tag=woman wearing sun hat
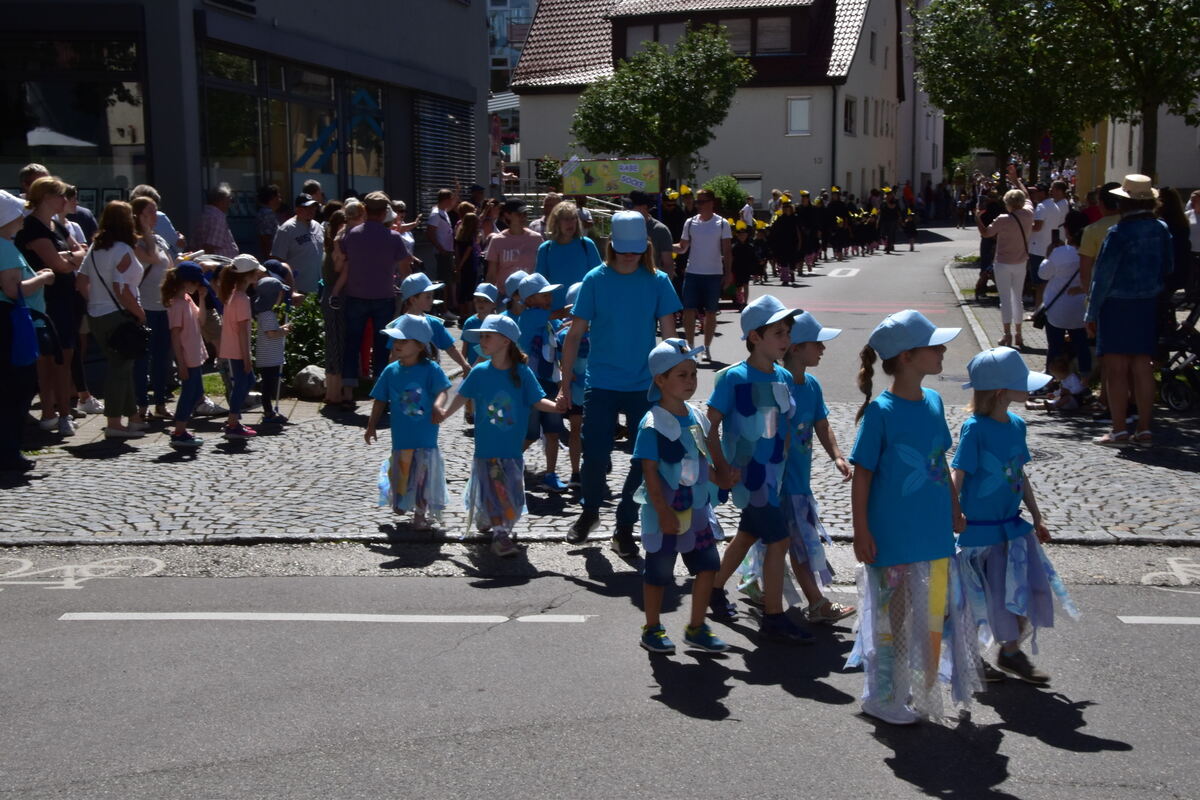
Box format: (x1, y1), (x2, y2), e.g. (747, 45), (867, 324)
(1086, 174), (1174, 447)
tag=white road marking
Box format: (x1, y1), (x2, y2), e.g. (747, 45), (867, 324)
(59, 612), (591, 624)
(0, 557), (165, 591)
(1117, 616), (1200, 626)
(827, 267), (860, 277)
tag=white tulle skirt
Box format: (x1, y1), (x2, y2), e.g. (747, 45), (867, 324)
(377, 448), (448, 519)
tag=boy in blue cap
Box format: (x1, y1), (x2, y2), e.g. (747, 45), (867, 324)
(396, 272), (470, 375)
(705, 294), (813, 643)
(515, 272), (568, 493)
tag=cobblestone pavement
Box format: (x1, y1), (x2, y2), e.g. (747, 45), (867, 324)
(5, 351), (1198, 543)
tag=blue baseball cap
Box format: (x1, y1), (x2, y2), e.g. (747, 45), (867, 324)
(867, 309), (960, 360)
(504, 270), (529, 299)
(400, 272), (444, 302)
(647, 338), (705, 401)
(460, 313), (521, 346)
(739, 294), (800, 339)
(518, 272), (561, 299)
(381, 313), (434, 344)
(610, 210), (649, 254)
(473, 283), (500, 304)
(564, 281), (583, 308)
(174, 260), (210, 287)
(790, 311), (841, 344)
(963, 347), (1051, 392)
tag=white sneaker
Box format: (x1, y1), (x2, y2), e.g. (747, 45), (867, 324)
(38, 416), (60, 431)
(195, 398), (228, 417)
(57, 416), (76, 436)
(861, 699), (920, 726)
(79, 397), (105, 414)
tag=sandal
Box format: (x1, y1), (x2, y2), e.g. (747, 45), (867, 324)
(1131, 431), (1154, 447)
(806, 598), (857, 624)
(997, 334), (1012, 347)
(1092, 431), (1131, 447)
(1013, 334), (1024, 349)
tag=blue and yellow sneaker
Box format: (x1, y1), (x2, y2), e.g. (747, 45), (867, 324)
(684, 623), (729, 653)
(640, 623), (675, 654)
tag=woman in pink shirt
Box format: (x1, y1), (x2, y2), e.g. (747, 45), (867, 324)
(977, 189), (1034, 348)
(485, 199), (544, 296)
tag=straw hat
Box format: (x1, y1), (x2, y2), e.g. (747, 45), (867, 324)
(1111, 174), (1158, 200)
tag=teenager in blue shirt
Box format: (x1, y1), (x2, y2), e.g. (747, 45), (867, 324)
(440, 314), (560, 557)
(847, 310), (978, 726)
(953, 347), (1078, 686)
(557, 211), (681, 556)
(635, 339), (728, 655)
(364, 314), (451, 530)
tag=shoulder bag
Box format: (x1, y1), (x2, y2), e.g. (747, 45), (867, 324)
(90, 248), (149, 359)
(1031, 265), (1080, 330)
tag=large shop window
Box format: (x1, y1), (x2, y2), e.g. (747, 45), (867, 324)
(0, 38), (146, 204)
(414, 94), (476, 214)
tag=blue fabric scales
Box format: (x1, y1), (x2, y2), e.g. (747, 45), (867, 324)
(710, 365), (794, 509)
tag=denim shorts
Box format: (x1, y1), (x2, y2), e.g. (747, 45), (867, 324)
(642, 537), (720, 587)
(738, 503), (790, 544)
(525, 404), (565, 439)
(681, 273), (722, 312)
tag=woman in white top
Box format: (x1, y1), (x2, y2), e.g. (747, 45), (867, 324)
(1036, 210), (1093, 377)
(132, 196), (175, 420)
(79, 201), (146, 438)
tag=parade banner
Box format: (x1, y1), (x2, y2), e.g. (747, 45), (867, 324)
(561, 158), (661, 195)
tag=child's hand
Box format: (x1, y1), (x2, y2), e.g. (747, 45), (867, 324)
(1034, 521), (1051, 543)
(853, 529), (877, 564)
(281, 323), (293, 333)
(243, 361), (254, 374)
(953, 509), (967, 534)
(715, 464), (740, 490)
(657, 508), (680, 535)
(554, 390), (571, 413)
(833, 455), (851, 481)
(430, 406), (446, 424)
(178, 365), (189, 381)
(364, 426), (377, 445)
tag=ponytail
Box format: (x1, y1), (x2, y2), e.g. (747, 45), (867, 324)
(855, 345), (876, 423)
(506, 340), (528, 388)
(160, 268), (186, 308)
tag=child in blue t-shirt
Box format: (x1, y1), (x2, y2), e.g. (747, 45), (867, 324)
(736, 312), (857, 625)
(365, 314), (452, 530)
(459, 282), (499, 426)
(396, 272), (470, 376)
(705, 295), (812, 645)
(440, 314), (560, 557)
(515, 272), (568, 494)
(953, 347), (1078, 686)
(846, 309), (979, 726)
(635, 339), (728, 655)
(555, 282), (589, 489)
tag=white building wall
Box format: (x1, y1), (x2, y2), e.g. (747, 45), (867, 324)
(897, 0), (943, 191)
(835, 0), (901, 197)
(1107, 109), (1200, 188)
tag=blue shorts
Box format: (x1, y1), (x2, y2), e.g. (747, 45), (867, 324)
(642, 537), (720, 587)
(738, 504), (789, 544)
(681, 273), (722, 313)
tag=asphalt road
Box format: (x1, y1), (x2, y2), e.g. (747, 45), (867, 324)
(2, 544), (1199, 800)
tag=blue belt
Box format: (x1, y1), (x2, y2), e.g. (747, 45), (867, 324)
(965, 513), (1022, 527)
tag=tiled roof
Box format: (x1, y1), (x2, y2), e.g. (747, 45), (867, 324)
(511, 0), (616, 89)
(609, 0), (813, 16)
(827, 0), (869, 77)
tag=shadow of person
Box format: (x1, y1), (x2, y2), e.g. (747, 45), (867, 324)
(364, 536), (445, 571)
(648, 652), (742, 721)
(976, 685), (1134, 754)
(549, 546), (650, 613)
(869, 713), (1017, 799)
(736, 614), (857, 706)
(61, 440), (136, 459)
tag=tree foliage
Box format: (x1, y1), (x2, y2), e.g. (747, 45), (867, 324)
(702, 175), (748, 216)
(570, 25), (755, 180)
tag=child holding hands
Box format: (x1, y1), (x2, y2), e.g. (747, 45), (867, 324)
(163, 260), (210, 449)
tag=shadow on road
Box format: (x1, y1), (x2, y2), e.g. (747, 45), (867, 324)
(869, 714), (1017, 799)
(976, 685), (1134, 754)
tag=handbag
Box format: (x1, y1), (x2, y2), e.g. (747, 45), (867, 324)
(9, 282), (39, 367)
(1031, 267), (1080, 330)
(90, 249), (150, 359)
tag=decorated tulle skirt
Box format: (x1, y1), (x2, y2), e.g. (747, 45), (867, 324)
(735, 492), (834, 607)
(638, 501), (724, 555)
(463, 457), (526, 534)
(957, 531), (1080, 652)
(846, 557), (981, 720)
(377, 448), (448, 519)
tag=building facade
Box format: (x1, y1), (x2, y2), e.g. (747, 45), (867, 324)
(1, 0), (488, 252)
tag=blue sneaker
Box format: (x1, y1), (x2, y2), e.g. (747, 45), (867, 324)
(640, 624), (675, 654)
(684, 623), (729, 653)
(760, 612), (815, 645)
(541, 472), (568, 494)
(708, 587), (738, 621)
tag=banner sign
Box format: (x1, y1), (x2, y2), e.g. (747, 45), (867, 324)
(561, 158), (661, 195)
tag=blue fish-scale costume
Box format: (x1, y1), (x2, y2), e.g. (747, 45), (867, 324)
(634, 405), (724, 554)
(555, 325), (589, 407)
(722, 380), (793, 508)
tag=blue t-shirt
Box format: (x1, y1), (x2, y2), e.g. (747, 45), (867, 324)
(369, 359), (451, 450)
(556, 323), (590, 407)
(781, 373), (829, 497)
(953, 413), (1034, 547)
(708, 361), (794, 508)
(849, 388), (955, 567)
(460, 314), (484, 364)
(535, 236), (603, 309)
(0, 238), (46, 327)
(425, 314), (456, 352)
(516, 308), (561, 384)
(458, 360), (545, 459)
(571, 264), (682, 392)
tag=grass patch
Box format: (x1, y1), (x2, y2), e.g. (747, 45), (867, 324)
(953, 254), (981, 264)
(202, 373), (224, 397)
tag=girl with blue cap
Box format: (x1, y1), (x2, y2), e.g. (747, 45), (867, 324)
(847, 309), (980, 725)
(365, 314), (451, 531)
(440, 314), (561, 556)
(634, 338), (728, 654)
(514, 272), (568, 494)
(554, 281), (588, 489)
(953, 347), (1079, 685)
(396, 272), (469, 376)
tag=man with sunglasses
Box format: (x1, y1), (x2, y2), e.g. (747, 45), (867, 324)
(672, 188), (732, 356)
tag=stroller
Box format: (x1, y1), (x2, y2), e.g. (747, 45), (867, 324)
(1158, 281), (1200, 411)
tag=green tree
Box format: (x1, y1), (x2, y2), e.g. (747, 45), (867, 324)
(570, 24), (754, 183)
(702, 175), (748, 217)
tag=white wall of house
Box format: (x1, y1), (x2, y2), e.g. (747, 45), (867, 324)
(835, 0), (901, 196)
(897, 0), (943, 191)
(1107, 109), (1200, 188)
(518, 93), (579, 167)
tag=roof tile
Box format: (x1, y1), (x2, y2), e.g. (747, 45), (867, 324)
(609, 0), (813, 16)
(511, 0), (616, 89)
(827, 0), (869, 77)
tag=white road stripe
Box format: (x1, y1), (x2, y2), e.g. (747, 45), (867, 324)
(59, 612), (590, 624)
(1117, 616), (1200, 626)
